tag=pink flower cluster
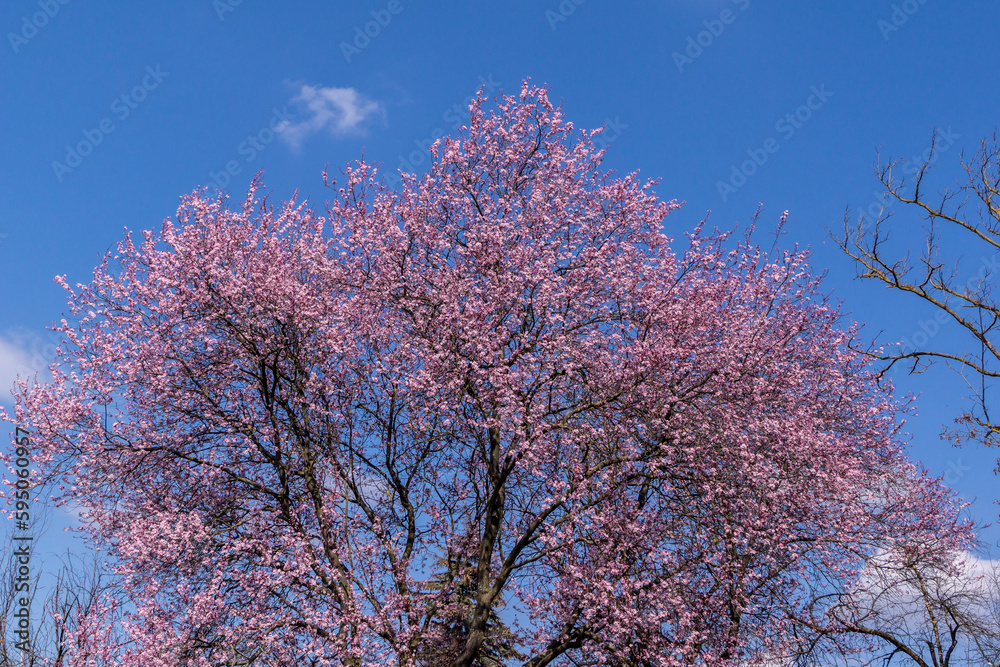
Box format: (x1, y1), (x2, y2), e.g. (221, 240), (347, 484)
(5, 81), (972, 666)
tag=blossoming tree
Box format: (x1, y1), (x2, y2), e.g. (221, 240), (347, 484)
(6, 83), (973, 666)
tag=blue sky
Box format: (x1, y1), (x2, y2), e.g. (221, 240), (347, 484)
(2, 0), (999, 580)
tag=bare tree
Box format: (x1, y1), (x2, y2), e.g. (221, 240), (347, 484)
(0, 542), (108, 667)
(789, 544), (1000, 667)
(837, 130), (1000, 449)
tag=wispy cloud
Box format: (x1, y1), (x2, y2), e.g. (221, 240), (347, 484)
(57, 498), (94, 524)
(277, 84), (382, 149)
(0, 334), (36, 405)
(0, 330), (57, 406)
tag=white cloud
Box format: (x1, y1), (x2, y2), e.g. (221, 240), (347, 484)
(277, 84), (382, 149)
(0, 335), (37, 404)
(0, 330), (57, 406)
(839, 547), (1000, 653)
(57, 498), (93, 524)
